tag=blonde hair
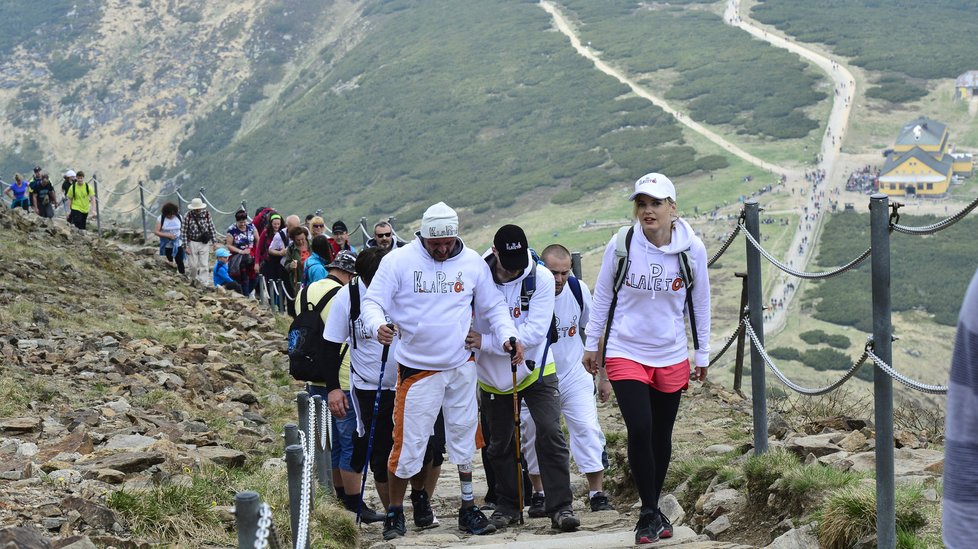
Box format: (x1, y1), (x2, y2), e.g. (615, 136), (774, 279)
(632, 196), (678, 224)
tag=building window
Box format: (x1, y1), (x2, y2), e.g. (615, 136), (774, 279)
(917, 183), (924, 190)
(927, 183), (933, 190)
(890, 183), (897, 190)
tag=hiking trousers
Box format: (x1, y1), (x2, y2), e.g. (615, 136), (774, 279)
(482, 372), (572, 518)
(187, 241), (211, 286)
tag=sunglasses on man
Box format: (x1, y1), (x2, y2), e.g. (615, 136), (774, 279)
(375, 232), (392, 238)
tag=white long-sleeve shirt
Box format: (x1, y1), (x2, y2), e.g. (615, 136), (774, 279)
(585, 218), (711, 367)
(323, 279), (398, 391)
(474, 251), (556, 391)
(552, 277), (592, 383)
(362, 237), (518, 371)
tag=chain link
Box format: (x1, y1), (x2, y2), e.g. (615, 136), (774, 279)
(865, 349), (948, 394)
(199, 191), (237, 215)
(741, 224), (871, 280)
(279, 280), (295, 302)
(743, 321), (871, 395)
(294, 397), (317, 549)
(707, 211), (745, 267)
(320, 398), (330, 452)
(707, 319), (744, 368)
(255, 502), (273, 549)
(890, 194), (978, 235)
(99, 184), (140, 196)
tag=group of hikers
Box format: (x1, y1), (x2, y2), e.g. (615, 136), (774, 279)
(281, 172), (712, 545)
(2, 166), (96, 230)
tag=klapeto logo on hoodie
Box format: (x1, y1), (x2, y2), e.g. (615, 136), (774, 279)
(624, 261), (685, 292)
(414, 271), (465, 293)
(427, 224), (457, 237)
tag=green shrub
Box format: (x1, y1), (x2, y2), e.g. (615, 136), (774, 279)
(866, 83), (928, 104)
(818, 483), (927, 549)
(769, 347), (802, 362)
(550, 189), (583, 205)
(799, 329), (851, 349)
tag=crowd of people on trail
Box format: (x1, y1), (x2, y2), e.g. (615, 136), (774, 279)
(845, 165), (880, 194)
(2, 166), (95, 229)
(281, 172), (712, 545)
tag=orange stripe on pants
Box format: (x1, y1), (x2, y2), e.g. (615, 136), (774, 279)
(388, 366), (439, 477)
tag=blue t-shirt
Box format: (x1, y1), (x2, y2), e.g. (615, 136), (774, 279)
(10, 180), (28, 200)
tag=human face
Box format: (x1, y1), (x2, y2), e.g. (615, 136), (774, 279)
(270, 218), (282, 231)
(293, 234), (307, 249)
(236, 218), (248, 230)
(634, 195), (676, 237)
(333, 229), (347, 245)
(544, 255), (572, 295)
(423, 237), (457, 262)
(374, 227), (392, 247)
(311, 223), (326, 236)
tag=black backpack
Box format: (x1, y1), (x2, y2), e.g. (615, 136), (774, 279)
(287, 285), (341, 381)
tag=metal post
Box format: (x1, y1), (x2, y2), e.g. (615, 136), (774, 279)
(139, 181), (147, 243)
(93, 174), (102, 239)
(284, 444), (304, 548)
(744, 200), (768, 454)
(571, 252), (583, 280)
(733, 272), (749, 397)
(312, 395), (333, 492)
(255, 275), (265, 306)
(359, 217), (370, 248)
(297, 391), (311, 441)
(284, 423), (299, 450)
(870, 193), (895, 549)
(278, 280), (288, 314)
(234, 491), (260, 549)
(198, 187), (205, 199)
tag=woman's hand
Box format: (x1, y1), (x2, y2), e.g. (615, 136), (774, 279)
(596, 377), (612, 403)
(583, 350), (601, 375)
(692, 366), (708, 383)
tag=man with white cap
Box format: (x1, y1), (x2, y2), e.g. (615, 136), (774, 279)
(363, 201), (524, 540)
(183, 197), (220, 286)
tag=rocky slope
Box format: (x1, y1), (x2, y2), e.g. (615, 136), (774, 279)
(0, 205), (948, 548)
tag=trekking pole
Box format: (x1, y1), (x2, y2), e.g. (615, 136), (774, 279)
(357, 323), (394, 525)
(509, 336), (532, 525)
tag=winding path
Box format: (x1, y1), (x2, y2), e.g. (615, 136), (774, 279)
(539, 0), (858, 336)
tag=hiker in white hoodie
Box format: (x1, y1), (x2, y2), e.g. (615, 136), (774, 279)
(362, 202), (524, 540)
(468, 224), (580, 533)
(583, 173), (711, 546)
(520, 244), (615, 518)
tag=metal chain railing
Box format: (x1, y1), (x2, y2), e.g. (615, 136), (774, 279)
(707, 320), (744, 368)
(111, 201), (144, 214)
(865, 347), (948, 394)
(199, 190), (245, 216)
(743, 320), (871, 396)
(741, 224), (871, 280)
(319, 400), (330, 452)
(889, 194), (978, 235)
(707, 211), (745, 267)
(293, 400), (316, 549)
(175, 189), (194, 204)
(99, 184), (140, 196)
(254, 502), (282, 549)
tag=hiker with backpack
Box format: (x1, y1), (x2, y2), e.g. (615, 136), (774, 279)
(225, 210), (258, 296)
(582, 173), (711, 545)
(361, 202), (524, 540)
(183, 198), (220, 287)
(302, 235), (335, 285)
(153, 202), (186, 275)
(469, 225), (579, 533)
(286, 249), (363, 517)
(29, 172), (57, 219)
(321, 247), (393, 523)
(520, 244), (615, 519)
(65, 171), (95, 230)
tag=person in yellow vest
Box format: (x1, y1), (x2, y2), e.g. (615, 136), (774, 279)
(66, 170), (95, 230)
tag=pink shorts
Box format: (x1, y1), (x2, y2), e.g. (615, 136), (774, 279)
(605, 357), (690, 393)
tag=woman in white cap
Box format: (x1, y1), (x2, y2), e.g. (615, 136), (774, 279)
(582, 173), (711, 545)
(183, 197), (219, 286)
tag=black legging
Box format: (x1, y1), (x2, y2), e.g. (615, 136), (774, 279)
(610, 380), (682, 513)
(164, 246), (186, 275)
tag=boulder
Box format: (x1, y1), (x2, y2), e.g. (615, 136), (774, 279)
(53, 536), (98, 549)
(701, 488), (745, 517)
(60, 496), (120, 530)
(786, 433), (842, 458)
(1, 417), (43, 433)
(76, 451), (165, 473)
(104, 434), (158, 451)
(765, 523), (819, 549)
(704, 515), (731, 539)
(0, 526), (52, 548)
(658, 494), (685, 526)
(197, 446), (247, 468)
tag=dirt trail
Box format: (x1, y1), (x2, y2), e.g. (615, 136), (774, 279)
(538, 0), (860, 337)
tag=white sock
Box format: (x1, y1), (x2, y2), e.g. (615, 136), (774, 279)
(589, 490), (600, 499)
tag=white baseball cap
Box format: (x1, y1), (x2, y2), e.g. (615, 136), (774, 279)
(64, 170), (76, 178)
(628, 172), (676, 201)
(420, 202), (459, 239)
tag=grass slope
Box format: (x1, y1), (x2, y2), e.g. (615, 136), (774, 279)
(176, 0), (729, 225)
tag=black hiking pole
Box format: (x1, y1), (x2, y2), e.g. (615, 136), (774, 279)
(357, 323), (394, 525)
(509, 336), (533, 525)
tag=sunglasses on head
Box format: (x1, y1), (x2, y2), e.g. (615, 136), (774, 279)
(375, 232), (392, 238)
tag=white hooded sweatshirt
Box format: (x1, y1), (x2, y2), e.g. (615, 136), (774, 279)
(585, 218), (711, 367)
(473, 250), (556, 392)
(362, 236), (518, 371)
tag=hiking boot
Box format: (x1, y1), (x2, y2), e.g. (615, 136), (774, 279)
(550, 509), (580, 532)
(488, 509), (519, 529)
(527, 492), (547, 518)
(458, 505), (497, 535)
(589, 492), (615, 512)
(634, 510), (663, 545)
(383, 507), (407, 540)
(357, 504), (387, 524)
(658, 508), (673, 538)
(410, 489), (434, 528)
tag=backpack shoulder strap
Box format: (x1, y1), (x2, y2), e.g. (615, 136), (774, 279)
(567, 276), (584, 312)
(519, 260), (537, 312)
(348, 277), (361, 349)
(300, 286), (310, 313)
(679, 250), (699, 350)
(612, 226), (633, 293)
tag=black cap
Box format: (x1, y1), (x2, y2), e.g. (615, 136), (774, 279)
(493, 224), (529, 272)
(332, 220), (348, 234)
(33, 166), (41, 172)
